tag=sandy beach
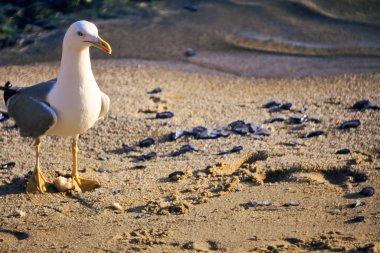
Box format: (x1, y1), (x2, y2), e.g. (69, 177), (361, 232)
(1, 1), (380, 252)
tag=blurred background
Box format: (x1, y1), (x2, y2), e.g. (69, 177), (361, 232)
(1, 0), (380, 77)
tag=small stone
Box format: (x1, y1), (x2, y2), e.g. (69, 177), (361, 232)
(168, 129), (186, 141)
(368, 102), (380, 110)
(14, 210), (26, 218)
(352, 100), (370, 110)
(359, 186), (375, 197)
(228, 120), (250, 135)
(307, 115), (322, 124)
(263, 100), (281, 108)
(53, 176), (74, 192)
(122, 144), (135, 153)
(0, 162), (16, 170)
(131, 164), (146, 170)
(138, 138), (155, 148)
(336, 148), (351, 155)
(111, 202), (123, 211)
(280, 102), (292, 110)
(255, 127), (271, 136)
(184, 48), (196, 57)
(301, 130), (324, 138)
(147, 87), (162, 94)
(349, 199), (365, 208)
(156, 111), (174, 119)
(338, 119), (361, 130)
(98, 166), (107, 173)
(98, 151), (108, 161)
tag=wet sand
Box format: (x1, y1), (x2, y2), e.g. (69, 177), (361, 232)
(0, 60), (379, 252)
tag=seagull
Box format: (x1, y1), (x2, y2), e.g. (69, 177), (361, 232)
(0, 20), (111, 193)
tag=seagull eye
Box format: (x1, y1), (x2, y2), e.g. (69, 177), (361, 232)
(77, 31), (84, 37)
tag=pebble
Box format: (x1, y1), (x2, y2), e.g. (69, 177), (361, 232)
(168, 129), (186, 141)
(307, 115), (322, 124)
(336, 148), (351, 155)
(98, 151), (108, 161)
(172, 144), (198, 156)
(347, 216), (365, 223)
(301, 130), (324, 138)
(359, 186), (375, 197)
(286, 140), (300, 147)
(138, 138), (155, 148)
(338, 119), (361, 130)
(184, 48), (197, 57)
(111, 202), (123, 211)
(262, 100), (281, 108)
(287, 114), (308, 124)
(248, 201), (272, 207)
(147, 87), (162, 94)
(0, 162), (16, 170)
(156, 111), (174, 119)
(255, 126), (271, 136)
(131, 164), (146, 170)
(218, 145), (243, 155)
(368, 103), (380, 110)
(283, 201), (300, 207)
(280, 102), (292, 110)
(0, 112), (10, 122)
(14, 210), (26, 218)
(53, 176), (74, 192)
(98, 166), (107, 173)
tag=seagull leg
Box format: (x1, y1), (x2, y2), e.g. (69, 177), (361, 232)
(71, 135), (100, 192)
(26, 138), (48, 193)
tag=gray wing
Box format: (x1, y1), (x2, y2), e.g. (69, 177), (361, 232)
(7, 79), (57, 138)
(98, 91), (110, 120)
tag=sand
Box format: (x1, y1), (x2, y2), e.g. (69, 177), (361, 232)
(0, 59), (379, 252)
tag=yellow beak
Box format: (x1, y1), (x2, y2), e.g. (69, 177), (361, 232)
(92, 36), (112, 54)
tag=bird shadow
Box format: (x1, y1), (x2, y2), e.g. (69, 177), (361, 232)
(0, 179), (25, 196)
(0, 229), (29, 240)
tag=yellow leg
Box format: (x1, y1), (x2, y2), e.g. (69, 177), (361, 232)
(26, 138), (48, 193)
(71, 135), (100, 192)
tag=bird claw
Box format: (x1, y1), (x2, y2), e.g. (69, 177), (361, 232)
(72, 176), (100, 193)
(26, 168), (49, 193)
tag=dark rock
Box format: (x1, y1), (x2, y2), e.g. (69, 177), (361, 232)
(171, 144), (198, 156)
(338, 119), (361, 130)
(287, 114), (308, 124)
(156, 111), (174, 119)
(131, 164), (146, 170)
(336, 148), (351, 155)
(183, 5), (198, 12)
(0, 112), (10, 122)
(184, 48), (196, 57)
(168, 171), (185, 180)
(269, 116), (285, 123)
(138, 138), (155, 148)
(218, 145), (243, 155)
(0, 162), (16, 170)
(262, 100), (281, 108)
(280, 102), (292, 110)
(359, 187), (375, 197)
(346, 216), (365, 223)
(210, 127), (230, 138)
(147, 87), (162, 94)
(301, 130), (324, 138)
(352, 100), (370, 110)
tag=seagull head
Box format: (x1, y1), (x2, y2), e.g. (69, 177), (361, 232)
(64, 20), (112, 54)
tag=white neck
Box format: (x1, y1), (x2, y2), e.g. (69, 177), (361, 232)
(57, 44), (94, 86)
